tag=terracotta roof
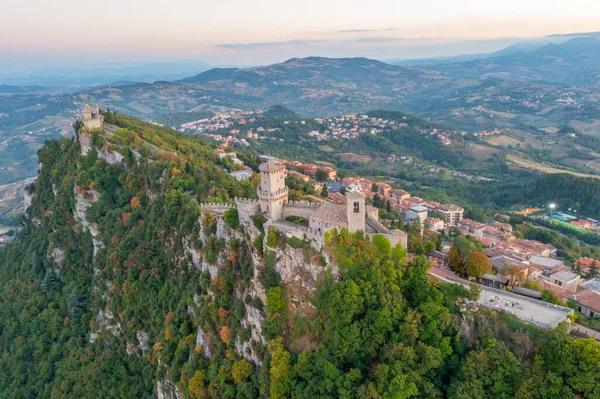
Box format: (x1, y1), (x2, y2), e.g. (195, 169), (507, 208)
(537, 279), (573, 299)
(575, 257), (599, 273)
(573, 289), (600, 312)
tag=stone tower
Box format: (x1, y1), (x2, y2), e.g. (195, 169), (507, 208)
(257, 161), (288, 221)
(345, 183), (366, 232)
(82, 104), (92, 120)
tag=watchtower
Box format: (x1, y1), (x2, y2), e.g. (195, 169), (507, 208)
(345, 183), (366, 232)
(257, 161), (288, 221)
(82, 104), (92, 120)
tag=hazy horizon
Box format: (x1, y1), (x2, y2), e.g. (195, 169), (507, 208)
(1, 0), (600, 75)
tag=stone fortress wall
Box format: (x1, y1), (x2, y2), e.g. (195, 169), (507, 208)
(282, 200), (321, 219)
(203, 160), (408, 249)
(200, 203), (235, 214)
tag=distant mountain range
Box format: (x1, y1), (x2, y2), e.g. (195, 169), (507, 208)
(2, 36), (600, 187)
(419, 37), (600, 86)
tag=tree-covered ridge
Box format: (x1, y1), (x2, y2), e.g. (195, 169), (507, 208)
(1, 113), (600, 398)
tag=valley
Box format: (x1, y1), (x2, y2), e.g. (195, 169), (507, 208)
(5, 2), (600, 398)
(2, 37), (600, 194)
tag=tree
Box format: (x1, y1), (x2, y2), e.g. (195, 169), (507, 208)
(67, 288), (85, 318)
(586, 261), (599, 280)
(448, 245), (464, 273)
(316, 169), (329, 182)
(269, 338), (293, 399)
(371, 183), (379, 193)
(40, 269), (59, 293)
(130, 197), (142, 210)
(231, 359), (253, 385)
(464, 252), (491, 277)
(188, 370), (206, 399)
(500, 262), (525, 287)
(320, 185), (329, 198)
(224, 208), (240, 229)
(220, 326), (231, 344)
(372, 235), (392, 255)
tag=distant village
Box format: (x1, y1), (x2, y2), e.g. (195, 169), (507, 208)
(177, 109), (467, 147)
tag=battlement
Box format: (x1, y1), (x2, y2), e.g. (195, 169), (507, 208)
(257, 187), (288, 199)
(284, 200), (322, 209)
(201, 203), (235, 213)
(366, 214), (390, 234)
(235, 197), (260, 206)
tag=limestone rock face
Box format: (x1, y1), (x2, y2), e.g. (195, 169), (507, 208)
(157, 379), (182, 399)
(49, 247), (65, 265)
(78, 131), (93, 156)
(98, 146), (124, 165)
(73, 186), (104, 256)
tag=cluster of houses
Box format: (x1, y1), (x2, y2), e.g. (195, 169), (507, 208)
(384, 154), (413, 165)
(427, 214), (600, 319)
(211, 148), (600, 321)
(472, 129), (501, 138)
(307, 114), (408, 141)
(418, 127), (453, 145)
(180, 110), (261, 133)
(214, 149), (254, 181)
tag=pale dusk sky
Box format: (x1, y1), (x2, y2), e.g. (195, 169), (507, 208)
(1, 0), (600, 67)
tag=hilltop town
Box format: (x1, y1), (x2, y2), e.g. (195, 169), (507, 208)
(206, 135), (600, 331)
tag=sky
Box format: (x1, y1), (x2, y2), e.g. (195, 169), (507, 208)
(1, 0), (600, 72)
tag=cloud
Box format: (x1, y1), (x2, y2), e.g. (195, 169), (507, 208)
(350, 37), (430, 43)
(338, 29), (378, 33)
(215, 39), (328, 49)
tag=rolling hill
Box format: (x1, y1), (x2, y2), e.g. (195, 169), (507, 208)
(424, 37), (600, 86)
(2, 50), (600, 188)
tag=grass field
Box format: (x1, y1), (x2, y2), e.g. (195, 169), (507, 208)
(547, 218), (596, 235)
(463, 143), (501, 161)
(506, 154), (600, 179)
(336, 153), (373, 164)
(0, 225), (12, 235)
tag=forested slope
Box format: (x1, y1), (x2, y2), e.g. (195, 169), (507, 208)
(0, 112), (599, 398)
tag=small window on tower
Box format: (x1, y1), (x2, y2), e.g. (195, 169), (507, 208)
(353, 201), (360, 213)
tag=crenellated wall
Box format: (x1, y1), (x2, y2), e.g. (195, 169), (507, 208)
(200, 203), (235, 214)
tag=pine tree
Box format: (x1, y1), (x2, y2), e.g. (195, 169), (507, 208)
(67, 289), (85, 318)
(587, 261), (599, 280)
(40, 269), (58, 293)
(320, 185), (328, 198)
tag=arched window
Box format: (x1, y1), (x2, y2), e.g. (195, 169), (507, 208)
(353, 201), (360, 213)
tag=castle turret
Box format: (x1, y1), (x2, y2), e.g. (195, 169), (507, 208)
(345, 183), (366, 232)
(82, 104), (92, 120)
(257, 161), (288, 221)
(79, 104), (104, 131)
